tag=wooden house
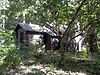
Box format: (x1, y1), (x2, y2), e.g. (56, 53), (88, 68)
(14, 23), (60, 50)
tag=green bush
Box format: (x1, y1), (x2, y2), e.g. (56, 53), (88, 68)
(0, 29), (21, 74)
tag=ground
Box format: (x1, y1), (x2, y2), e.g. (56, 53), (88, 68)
(5, 60), (87, 75)
(1, 50), (100, 75)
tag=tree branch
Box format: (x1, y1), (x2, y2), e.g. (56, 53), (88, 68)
(62, 0), (86, 39)
(67, 18), (100, 43)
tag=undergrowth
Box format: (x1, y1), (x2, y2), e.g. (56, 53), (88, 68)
(33, 50), (100, 75)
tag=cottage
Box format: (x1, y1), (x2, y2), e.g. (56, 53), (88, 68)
(14, 23), (60, 50)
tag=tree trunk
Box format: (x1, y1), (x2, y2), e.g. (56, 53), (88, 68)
(89, 32), (98, 52)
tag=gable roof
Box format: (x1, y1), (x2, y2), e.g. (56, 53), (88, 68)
(14, 23), (56, 36)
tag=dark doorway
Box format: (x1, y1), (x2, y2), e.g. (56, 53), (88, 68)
(20, 32), (24, 44)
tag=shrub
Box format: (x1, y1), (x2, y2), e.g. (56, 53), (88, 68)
(0, 29), (21, 74)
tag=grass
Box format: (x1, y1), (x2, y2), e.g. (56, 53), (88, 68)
(32, 50), (100, 75)
(1, 48), (100, 75)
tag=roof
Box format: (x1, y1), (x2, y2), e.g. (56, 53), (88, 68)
(14, 23), (56, 36)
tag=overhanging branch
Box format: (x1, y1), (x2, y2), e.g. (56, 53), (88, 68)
(62, 0), (86, 39)
(67, 18), (100, 43)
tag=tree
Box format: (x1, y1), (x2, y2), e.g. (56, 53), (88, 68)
(1, 0), (100, 52)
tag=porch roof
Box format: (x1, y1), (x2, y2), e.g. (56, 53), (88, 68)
(14, 23), (56, 36)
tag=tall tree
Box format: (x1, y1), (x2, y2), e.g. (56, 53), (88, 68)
(1, 0), (100, 52)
